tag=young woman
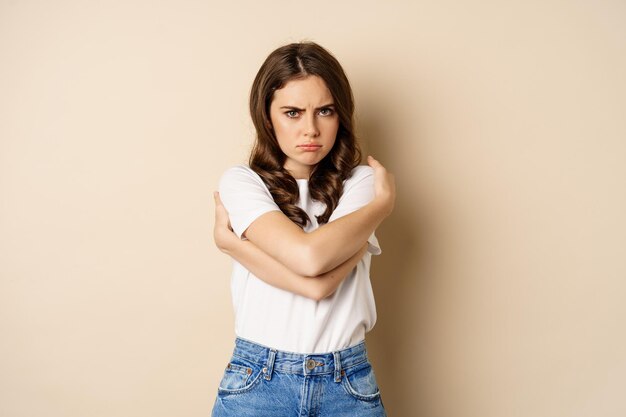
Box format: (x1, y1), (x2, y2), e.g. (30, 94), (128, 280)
(211, 41), (395, 417)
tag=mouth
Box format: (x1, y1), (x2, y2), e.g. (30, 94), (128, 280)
(298, 144), (322, 151)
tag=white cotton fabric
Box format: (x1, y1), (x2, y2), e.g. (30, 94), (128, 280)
(218, 164), (381, 354)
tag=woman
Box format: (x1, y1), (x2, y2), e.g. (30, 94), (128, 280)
(211, 41), (395, 417)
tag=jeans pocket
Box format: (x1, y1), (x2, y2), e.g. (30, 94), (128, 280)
(341, 361), (381, 401)
(217, 355), (264, 395)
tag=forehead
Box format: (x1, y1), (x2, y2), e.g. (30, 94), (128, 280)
(271, 75), (333, 106)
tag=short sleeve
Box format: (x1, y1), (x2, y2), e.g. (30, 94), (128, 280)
(218, 165), (281, 239)
(328, 166), (382, 255)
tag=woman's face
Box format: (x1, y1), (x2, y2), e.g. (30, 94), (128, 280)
(269, 75), (339, 179)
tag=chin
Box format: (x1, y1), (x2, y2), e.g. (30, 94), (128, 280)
(299, 155), (325, 166)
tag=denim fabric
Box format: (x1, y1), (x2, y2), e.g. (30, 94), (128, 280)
(211, 337), (387, 417)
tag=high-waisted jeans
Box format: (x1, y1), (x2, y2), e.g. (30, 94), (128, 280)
(211, 337), (387, 417)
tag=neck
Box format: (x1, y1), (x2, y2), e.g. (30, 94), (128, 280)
(284, 165), (311, 180)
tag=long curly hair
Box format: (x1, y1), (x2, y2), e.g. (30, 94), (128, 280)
(249, 42), (362, 228)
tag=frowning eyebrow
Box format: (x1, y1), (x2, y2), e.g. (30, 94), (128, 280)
(279, 103), (335, 111)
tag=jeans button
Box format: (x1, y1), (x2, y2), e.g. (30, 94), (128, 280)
(306, 359), (316, 370)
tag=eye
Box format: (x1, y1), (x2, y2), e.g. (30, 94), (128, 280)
(285, 110), (299, 118)
(319, 108), (334, 116)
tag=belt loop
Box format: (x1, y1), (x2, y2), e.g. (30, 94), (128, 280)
(333, 351), (342, 382)
(264, 349), (277, 381)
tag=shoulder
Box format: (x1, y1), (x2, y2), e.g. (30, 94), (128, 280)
(219, 165), (274, 200)
(220, 164), (259, 180)
(219, 164), (265, 187)
(348, 165), (374, 180)
(343, 165), (374, 189)
(328, 165), (375, 220)
(217, 166), (280, 236)
(338, 165), (375, 200)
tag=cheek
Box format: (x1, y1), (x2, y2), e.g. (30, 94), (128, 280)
(272, 124), (288, 145)
(273, 120), (301, 145)
(323, 119), (340, 138)
(272, 118), (288, 133)
(271, 121), (295, 152)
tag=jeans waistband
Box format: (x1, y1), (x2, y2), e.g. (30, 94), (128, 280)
(232, 337), (369, 382)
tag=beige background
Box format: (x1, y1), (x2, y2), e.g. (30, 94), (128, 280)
(1, 0), (625, 416)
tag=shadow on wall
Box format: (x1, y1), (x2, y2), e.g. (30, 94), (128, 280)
(359, 104), (436, 417)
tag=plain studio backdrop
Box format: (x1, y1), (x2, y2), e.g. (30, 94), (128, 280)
(1, 1), (625, 416)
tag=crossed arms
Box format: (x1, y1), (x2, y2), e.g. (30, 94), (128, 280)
(212, 156), (395, 301)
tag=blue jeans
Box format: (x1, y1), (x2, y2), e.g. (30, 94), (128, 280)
(211, 337), (387, 417)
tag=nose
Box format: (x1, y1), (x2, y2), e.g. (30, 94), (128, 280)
(304, 114), (320, 138)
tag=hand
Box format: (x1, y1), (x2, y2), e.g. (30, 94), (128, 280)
(213, 192), (238, 253)
(367, 155), (396, 215)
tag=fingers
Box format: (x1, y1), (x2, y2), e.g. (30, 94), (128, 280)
(213, 191), (224, 206)
(367, 155), (386, 170)
(213, 192), (236, 249)
(213, 191), (233, 230)
(213, 191), (225, 220)
(367, 156), (395, 215)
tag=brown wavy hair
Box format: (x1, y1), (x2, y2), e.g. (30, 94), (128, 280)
(249, 42), (362, 228)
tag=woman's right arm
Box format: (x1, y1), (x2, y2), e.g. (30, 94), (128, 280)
(222, 156), (395, 277)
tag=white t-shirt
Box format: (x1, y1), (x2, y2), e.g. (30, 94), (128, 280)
(218, 164), (381, 354)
